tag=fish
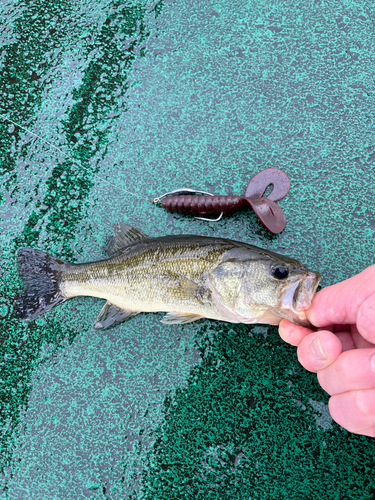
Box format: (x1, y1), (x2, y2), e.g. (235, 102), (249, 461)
(14, 223), (321, 330)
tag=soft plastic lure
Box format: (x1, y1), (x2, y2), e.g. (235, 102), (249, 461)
(152, 168), (290, 234)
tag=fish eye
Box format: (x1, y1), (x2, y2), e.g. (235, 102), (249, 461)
(271, 264), (289, 280)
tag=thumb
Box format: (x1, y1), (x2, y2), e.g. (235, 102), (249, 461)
(307, 266), (375, 344)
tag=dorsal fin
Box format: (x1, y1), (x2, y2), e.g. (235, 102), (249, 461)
(103, 222), (148, 256)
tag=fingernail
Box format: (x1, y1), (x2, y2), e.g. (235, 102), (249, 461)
(310, 335), (326, 360)
(370, 354), (375, 372)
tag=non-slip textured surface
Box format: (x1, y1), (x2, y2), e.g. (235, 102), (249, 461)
(1, 0), (375, 498)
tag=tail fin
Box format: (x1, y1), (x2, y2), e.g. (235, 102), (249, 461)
(14, 248), (68, 320)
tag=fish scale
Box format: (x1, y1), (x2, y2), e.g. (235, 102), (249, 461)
(61, 238), (231, 317)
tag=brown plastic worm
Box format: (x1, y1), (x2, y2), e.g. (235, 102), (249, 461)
(162, 194), (248, 217)
(151, 168), (290, 234)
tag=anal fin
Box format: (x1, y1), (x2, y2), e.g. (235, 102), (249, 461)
(93, 301), (140, 330)
(161, 312), (203, 325)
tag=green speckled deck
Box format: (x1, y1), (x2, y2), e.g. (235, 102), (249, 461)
(1, 0), (375, 498)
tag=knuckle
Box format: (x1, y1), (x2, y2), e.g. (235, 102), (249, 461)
(359, 293), (375, 316)
(323, 294), (349, 325)
(338, 351), (351, 375)
(357, 292), (375, 339)
(353, 390), (369, 415)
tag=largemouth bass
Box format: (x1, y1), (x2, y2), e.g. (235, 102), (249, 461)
(15, 223), (320, 330)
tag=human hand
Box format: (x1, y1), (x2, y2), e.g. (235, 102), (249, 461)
(279, 265), (375, 437)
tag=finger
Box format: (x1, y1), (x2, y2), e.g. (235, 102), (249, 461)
(329, 389), (375, 436)
(351, 324), (375, 349)
(279, 319), (313, 346)
(318, 348), (375, 395)
(351, 425), (375, 438)
(357, 293), (375, 344)
(307, 266), (375, 331)
(334, 331), (355, 352)
(296, 330), (342, 373)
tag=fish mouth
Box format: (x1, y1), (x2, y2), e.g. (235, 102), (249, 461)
(294, 271), (321, 311)
(280, 271), (321, 326)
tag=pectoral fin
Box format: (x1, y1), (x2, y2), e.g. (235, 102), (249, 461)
(161, 312), (203, 324)
(256, 310), (282, 326)
(103, 222), (148, 256)
(93, 301), (140, 330)
(158, 272), (208, 324)
(159, 271), (209, 304)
